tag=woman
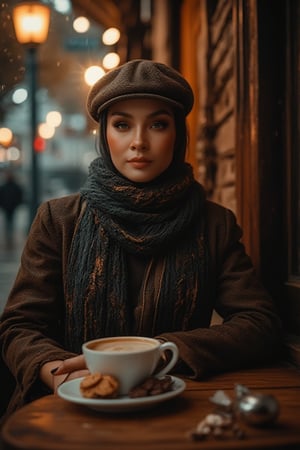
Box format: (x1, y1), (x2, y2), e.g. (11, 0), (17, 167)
(0, 59), (283, 420)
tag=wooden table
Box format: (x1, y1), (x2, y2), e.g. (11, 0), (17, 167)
(1, 365), (300, 450)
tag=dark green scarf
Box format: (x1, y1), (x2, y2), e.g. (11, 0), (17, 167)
(65, 157), (207, 353)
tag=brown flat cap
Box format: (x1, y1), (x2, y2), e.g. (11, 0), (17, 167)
(87, 59), (194, 122)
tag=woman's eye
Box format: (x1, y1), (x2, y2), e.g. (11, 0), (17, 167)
(113, 121), (129, 130)
(151, 120), (169, 130)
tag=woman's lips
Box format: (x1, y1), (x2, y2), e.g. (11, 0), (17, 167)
(128, 158), (152, 169)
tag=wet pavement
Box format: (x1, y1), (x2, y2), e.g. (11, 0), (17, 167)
(0, 206), (28, 314)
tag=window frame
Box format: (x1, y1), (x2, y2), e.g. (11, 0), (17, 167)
(285, 0), (300, 333)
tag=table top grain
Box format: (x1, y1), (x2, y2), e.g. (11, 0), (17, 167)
(1, 364), (300, 450)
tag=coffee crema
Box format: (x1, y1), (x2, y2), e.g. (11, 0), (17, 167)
(87, 338), (158, 353)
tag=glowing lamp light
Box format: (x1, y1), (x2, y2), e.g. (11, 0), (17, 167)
(12, 2), (51, 226)
(46, 111), (62, 128)
(84, 65), (105, 86)
(103, 52), (120, 70)
(38, 122), (55, 139)
(12, 2), (51, 45)
(102, 27), (120, 46)
(73, 16), (90, 33)
(0, 127), (13, 146)
(12, 88), (28, 104)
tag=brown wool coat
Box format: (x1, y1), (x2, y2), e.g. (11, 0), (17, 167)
(0, 193), (283, 421)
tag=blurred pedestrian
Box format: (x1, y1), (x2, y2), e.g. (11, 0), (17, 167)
(0, 171), (23, 246)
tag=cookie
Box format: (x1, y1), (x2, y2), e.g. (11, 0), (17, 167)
(80, 373), (102, 389)
(80, 373), (120, 399)
(94, 375), (119, 398)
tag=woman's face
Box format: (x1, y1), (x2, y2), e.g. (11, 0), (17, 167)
(106, 98), (176, 183)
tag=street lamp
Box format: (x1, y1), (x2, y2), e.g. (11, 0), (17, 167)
(12, 2), (50, 226)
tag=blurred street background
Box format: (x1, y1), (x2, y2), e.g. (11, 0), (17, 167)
(0, 206), (26, 313)
(0, 0), (156, 314)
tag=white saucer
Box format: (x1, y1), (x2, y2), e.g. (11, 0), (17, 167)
(57, 376), (186, 412)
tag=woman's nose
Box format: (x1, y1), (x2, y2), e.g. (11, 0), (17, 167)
(130, 128), (147, 150)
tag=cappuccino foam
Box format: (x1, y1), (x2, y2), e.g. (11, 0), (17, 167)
(88, 338), (157, 353)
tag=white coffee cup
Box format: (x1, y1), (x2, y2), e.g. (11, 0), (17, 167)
(82, 336), (179, 396)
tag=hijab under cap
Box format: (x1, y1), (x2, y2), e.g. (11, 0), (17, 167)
(87, 59), (194, 121)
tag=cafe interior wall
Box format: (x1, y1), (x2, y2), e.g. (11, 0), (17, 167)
(179, 0), (283, 284)
(180, 0), (300, 366)
(180, 0), (236, 215)
(179, 0), (234, 326)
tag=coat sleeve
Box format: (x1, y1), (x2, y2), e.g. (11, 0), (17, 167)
(159, 203), (284, 378)
(0, 199), (77, 412)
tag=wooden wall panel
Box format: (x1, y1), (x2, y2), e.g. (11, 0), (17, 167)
(179, 0), (202, 171)
(192, 0), (236, 215)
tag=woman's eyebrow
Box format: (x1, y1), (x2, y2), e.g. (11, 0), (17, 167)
(148, 109), (173, 117)
(110, 109), (173, 118)
(110, 111), (131, 117)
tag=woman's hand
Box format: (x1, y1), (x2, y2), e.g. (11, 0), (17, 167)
(40, 355), (90, 393)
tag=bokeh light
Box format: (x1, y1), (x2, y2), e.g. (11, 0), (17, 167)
(53, 0), (71, 14)
(12, 88), (28, 104)
(102, 27), (120, 45)
(7, 146), (21, 161)
(73, 16), (90, 33)
(84, 65), (105, 86)
(103, 52), (120, 69)
(46, 111), (62, 128)
(0, 128), (13, 146)
(38, 123), (55, 139)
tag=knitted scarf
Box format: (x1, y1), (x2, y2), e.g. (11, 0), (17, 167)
(65, 157), (207, 354)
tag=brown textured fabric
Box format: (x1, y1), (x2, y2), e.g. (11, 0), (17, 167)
(65, 158), (206, 353)
(0, 194), (283, 422)
(87, 59), (194, 121)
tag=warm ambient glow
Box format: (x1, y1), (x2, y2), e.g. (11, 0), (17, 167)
(73, 16), (90, 33)
(84, 65), (105, 86)
(12, 2), (51, 45)
(38, 123), (55, 139)
(0, 128), (13, 146)
(46, 111), (62, 128)
(102, 27), (120, 45)
(102, 52), (120, 70)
